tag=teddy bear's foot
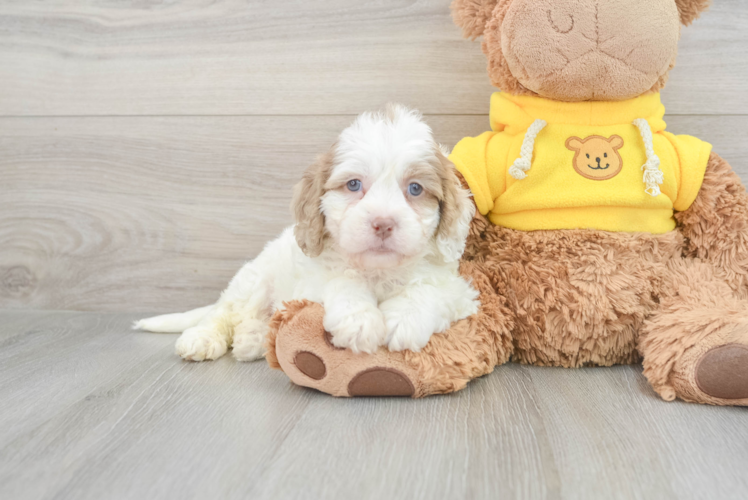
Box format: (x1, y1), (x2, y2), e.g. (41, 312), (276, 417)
(266, 300), (420, 397)
(639, 259), (748, 406)
(265, 267), (514, 399)
(642, 311), (748, 406)
(694, 344), (748, 400)
(672, 330), (748, 406)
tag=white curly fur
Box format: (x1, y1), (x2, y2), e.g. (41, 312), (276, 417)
(135, 106), (479, 361)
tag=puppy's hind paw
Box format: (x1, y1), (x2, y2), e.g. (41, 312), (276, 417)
(232, 319), (269, 362)
(175, 326), (228, 361)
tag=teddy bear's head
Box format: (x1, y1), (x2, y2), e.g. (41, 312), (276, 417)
(451, 0), (711, 101)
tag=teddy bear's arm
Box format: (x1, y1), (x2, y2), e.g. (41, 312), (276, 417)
(675, 152), (748, 294)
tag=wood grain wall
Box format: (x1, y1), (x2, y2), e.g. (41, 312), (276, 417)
(1, 0), (747, 312)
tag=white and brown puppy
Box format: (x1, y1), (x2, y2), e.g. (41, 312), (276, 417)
(136, 105), (479, 361)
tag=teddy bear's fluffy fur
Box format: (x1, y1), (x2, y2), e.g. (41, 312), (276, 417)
(267, 0), (748, 405)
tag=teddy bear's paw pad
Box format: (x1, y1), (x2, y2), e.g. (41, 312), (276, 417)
(294, 351), (327, 380)
(695, 344), (748, 399)
(347, 367), (415, 397)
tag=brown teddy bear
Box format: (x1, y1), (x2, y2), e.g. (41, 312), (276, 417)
(266, 0), (748, 406)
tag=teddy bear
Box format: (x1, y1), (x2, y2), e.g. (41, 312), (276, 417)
(265, 0), (748, 406)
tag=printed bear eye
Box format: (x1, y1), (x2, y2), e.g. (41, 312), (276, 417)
(604, 153), (608, 158)
(586, 153), (590, 159)
(346, 179), (362, 192)
(408, 183), (423, 196)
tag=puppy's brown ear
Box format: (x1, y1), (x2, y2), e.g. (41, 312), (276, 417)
(291, 146), (335, 257)
(450, 0), (500, 40)
(435, 148), (476, 263)
(675, 0), (711, 26)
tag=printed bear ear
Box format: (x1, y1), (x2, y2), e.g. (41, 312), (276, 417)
(565, 137), (584, 151)
(450, 0), (500, 40)
(609, 135), (625, 149)
(674, 0), (711, 26)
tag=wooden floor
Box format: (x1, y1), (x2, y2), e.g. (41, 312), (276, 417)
(3, 1), (748, 498)
(0, 311), (746, 500)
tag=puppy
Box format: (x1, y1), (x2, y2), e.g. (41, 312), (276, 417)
(135, 105), (479, 361)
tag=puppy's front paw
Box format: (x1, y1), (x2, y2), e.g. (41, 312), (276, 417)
(176, 326), (228, 361)
(381, 300), (435, 352)
(323, 303), (386, 354)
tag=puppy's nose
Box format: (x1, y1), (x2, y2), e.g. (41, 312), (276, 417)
(372, 217), (395, 239)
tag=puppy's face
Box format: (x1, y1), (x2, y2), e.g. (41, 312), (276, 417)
(292, 105), (474, 270)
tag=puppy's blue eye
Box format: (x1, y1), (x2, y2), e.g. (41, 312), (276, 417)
(408, 183), (423, 196)
(346, 179), (362, 192)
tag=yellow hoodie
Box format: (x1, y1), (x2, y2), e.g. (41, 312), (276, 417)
(449, 92), (712, 234)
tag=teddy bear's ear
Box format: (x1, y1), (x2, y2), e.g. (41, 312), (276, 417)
(450, 0), (500, 40)
(675, 0), (711, 26)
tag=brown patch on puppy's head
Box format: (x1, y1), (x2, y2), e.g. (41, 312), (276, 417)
(433, 149), (476, 263)
(397, 146), (475, 263)
(291, 145), (336, 257)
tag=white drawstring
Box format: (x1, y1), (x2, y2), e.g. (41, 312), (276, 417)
(509, 119), (547, 180)
(633, 118), (664, 197)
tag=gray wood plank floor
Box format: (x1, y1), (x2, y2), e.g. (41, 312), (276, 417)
(1, 311), (747, 500)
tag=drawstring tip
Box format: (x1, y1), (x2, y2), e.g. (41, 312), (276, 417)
(508, 119), (546, 181)
(634, 119), (664, 198)
(509, 167), (527, 180)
